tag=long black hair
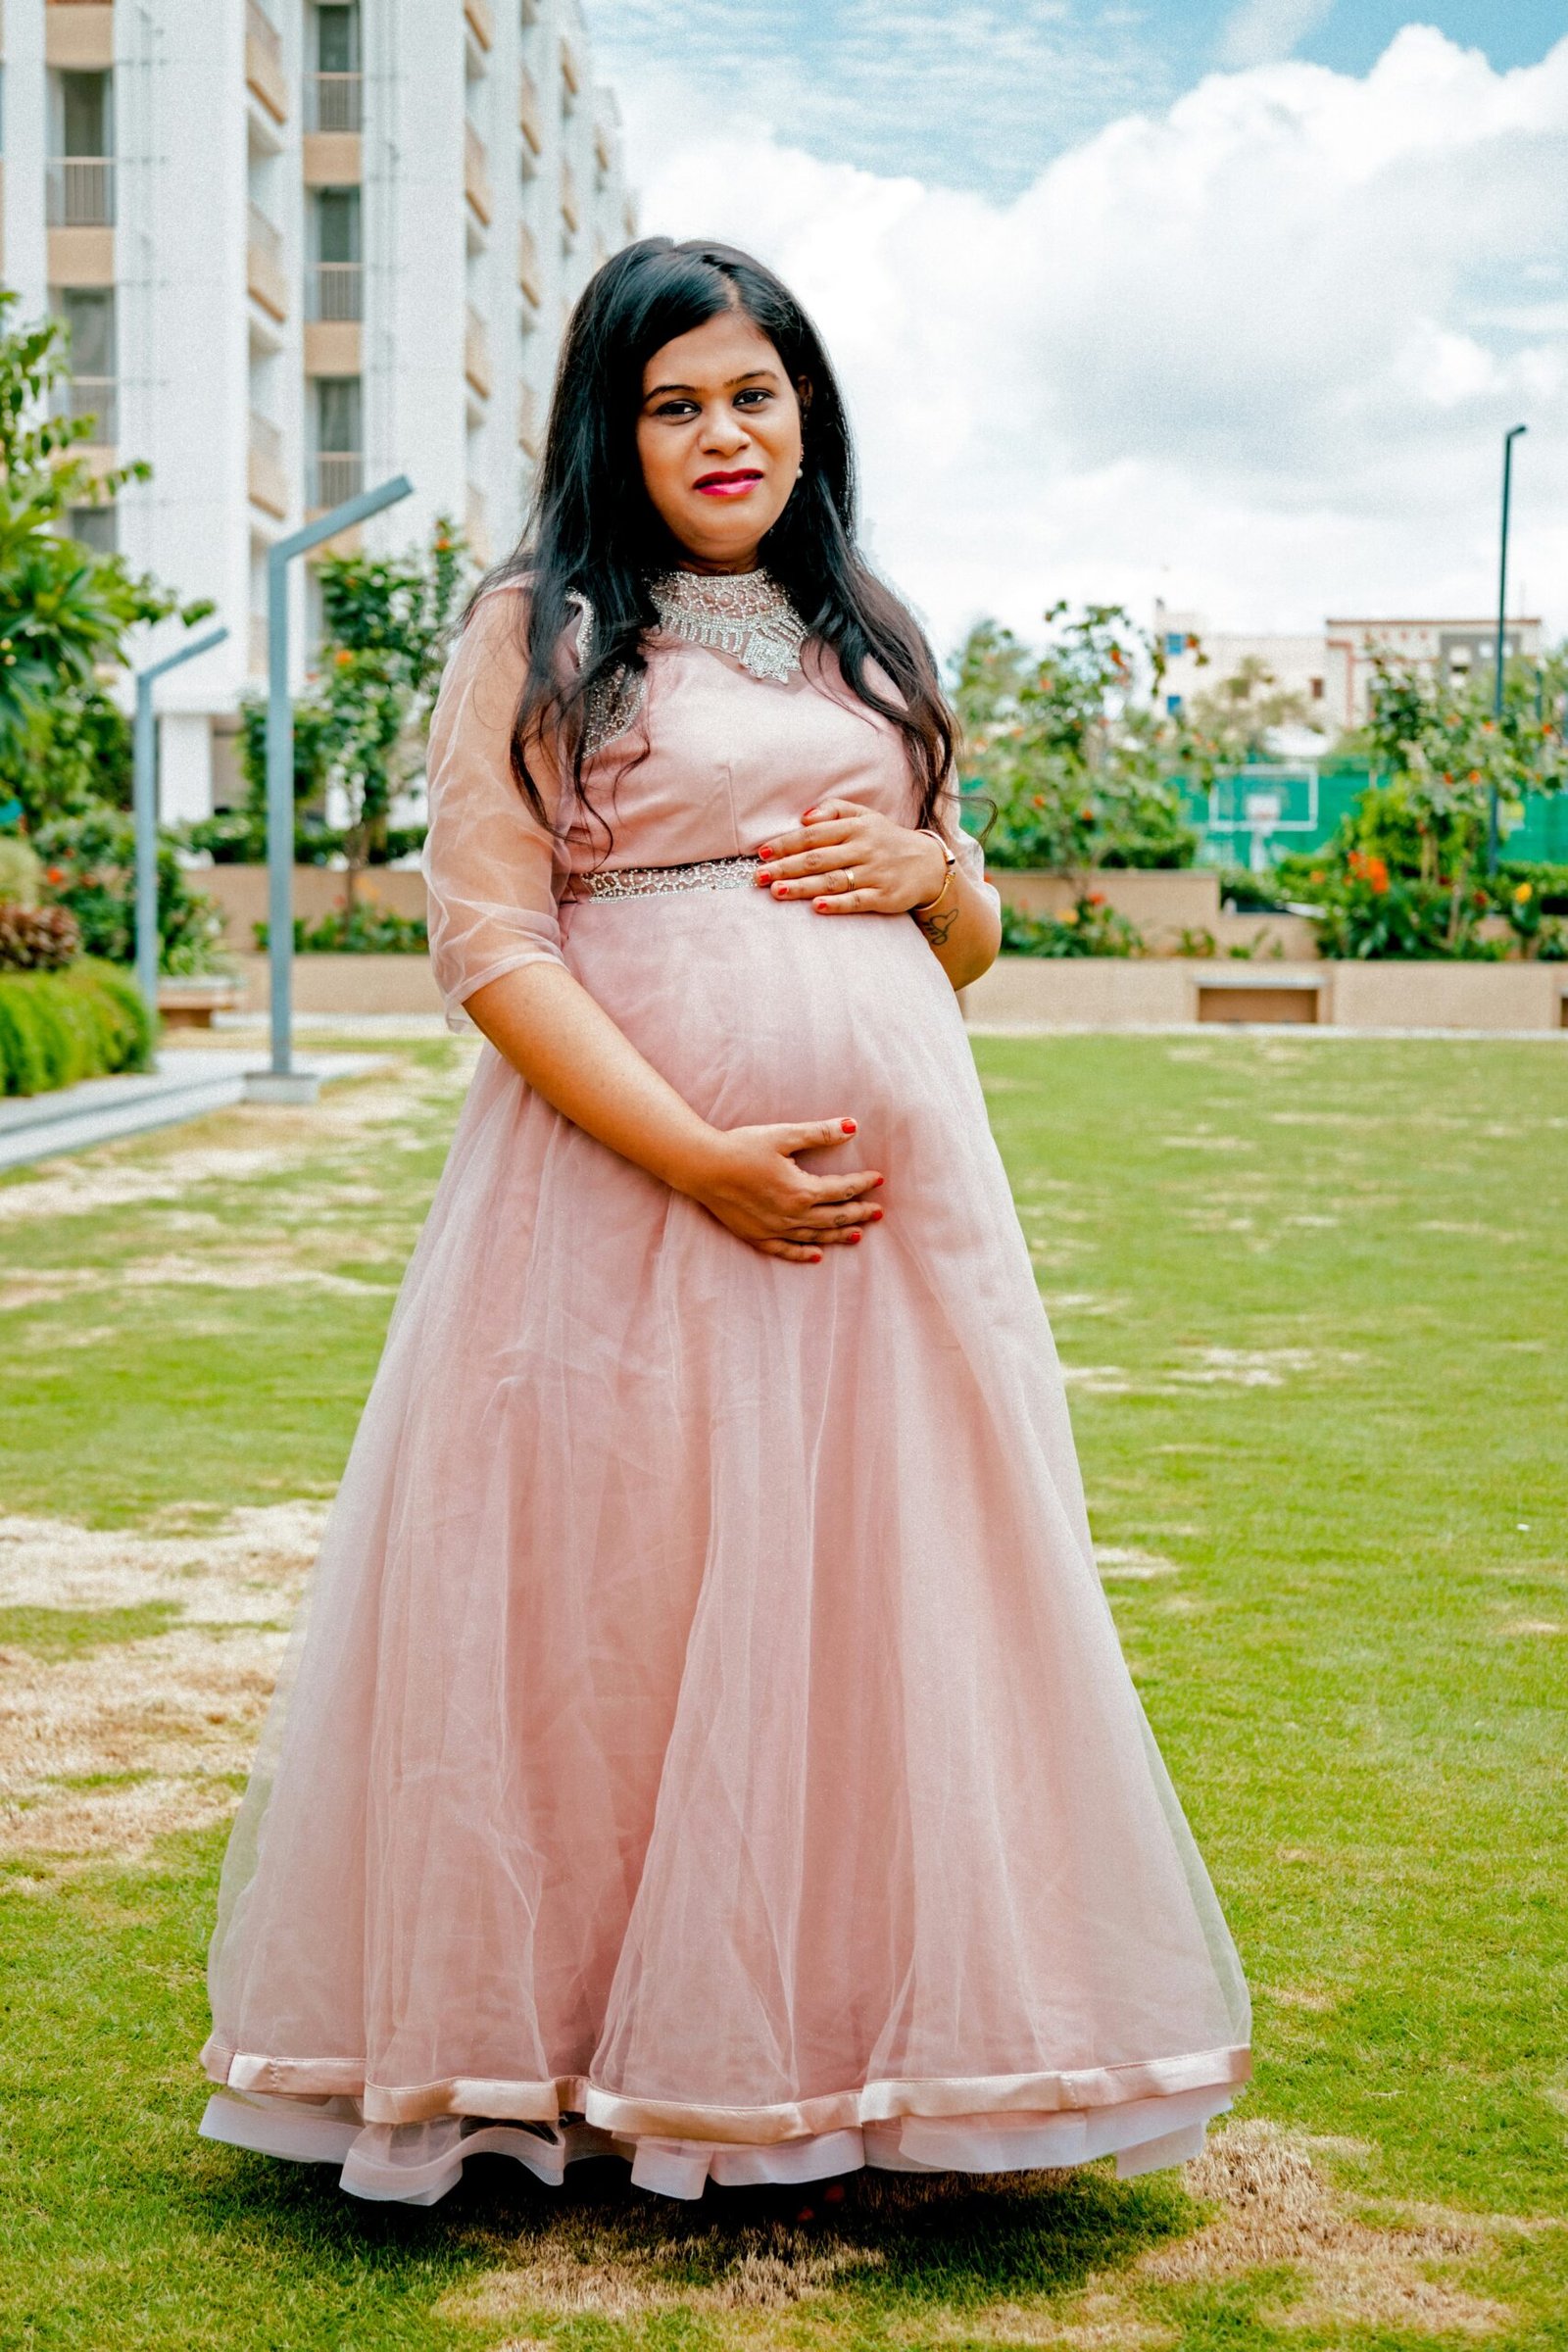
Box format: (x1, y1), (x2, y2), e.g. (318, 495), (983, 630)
(478, 236), (955, 840)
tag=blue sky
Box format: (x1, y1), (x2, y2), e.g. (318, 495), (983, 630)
(583, 1), (1568, 198)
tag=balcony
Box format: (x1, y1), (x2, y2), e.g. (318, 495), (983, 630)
(464, 120), (492, 224)
(310, 452), (364, 511)
(45, 7), (116, 71)
(464, 0), (494, 51)
(46, 157), (115, 227)
(246, 202), (288, 320)
(248, 411), (288, 519)
(246, 0), (288, 124)
(594, 123), (613, 180)
(307, 72), (363, 133)
(518, 66), (543, 157)
(249, 614), (270, 677)
(560, 35), (580, 103)
(517, 379), (540, 459)
(517, 218), (541, 309)
(464, 304), (491, 399)
(560, 156), (578, 235)
(308, 261), (363, 323)
(57, 375), (118, 446)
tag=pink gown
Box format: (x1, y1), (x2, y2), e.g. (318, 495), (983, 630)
(199, 573), (1250, 2206)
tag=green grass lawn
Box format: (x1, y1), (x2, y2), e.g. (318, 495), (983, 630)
(1, 1030), (1565, 2350)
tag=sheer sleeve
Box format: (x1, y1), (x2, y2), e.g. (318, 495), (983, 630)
(421, 584), (571, 1032)
(933, 783), (1001, 918)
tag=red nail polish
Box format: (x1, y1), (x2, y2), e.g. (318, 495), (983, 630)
(810, 1250), (823, 1262)
(772, 883), (787, 898)
(869, 1207), (883, 1221)
(759, 846), (772, 859)
(847, 1230), (861, 1244)
(870, 1172), (884, 1185)
(841, 1118), (857, 1133)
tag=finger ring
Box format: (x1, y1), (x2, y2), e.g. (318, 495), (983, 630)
(844, 867), (856, 888)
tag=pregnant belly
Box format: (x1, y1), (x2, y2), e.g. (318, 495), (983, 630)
(561, 888), (980, 1187)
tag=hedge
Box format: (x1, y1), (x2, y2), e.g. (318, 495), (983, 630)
(0, 959), (154, 1098)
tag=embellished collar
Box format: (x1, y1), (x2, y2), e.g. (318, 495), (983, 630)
(648, 568), (808, 685)
(570, 568), (809, 759)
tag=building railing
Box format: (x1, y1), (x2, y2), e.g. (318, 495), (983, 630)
(248, 201), (283, 272)
(310, 452), (365, 509)
(465, 303), (491, 397)
(464, 0), (494, 51)
(560, 156), (579, 234)
(58, 375), (118, 444)
(307, 72), (364, 133)
(46, 158), (116, 228)
(308, 261), (364, 322)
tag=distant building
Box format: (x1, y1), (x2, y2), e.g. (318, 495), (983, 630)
(1155, 603), (1544, 737)
(1, 0), (634, 822)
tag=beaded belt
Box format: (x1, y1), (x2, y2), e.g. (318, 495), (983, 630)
(568, 855), (762, 902)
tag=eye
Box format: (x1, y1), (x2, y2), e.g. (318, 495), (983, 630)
(735, 387), (774, 409)
(651, 398), (699, 419)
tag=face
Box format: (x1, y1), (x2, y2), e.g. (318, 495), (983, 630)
(635, 306), (807, 573)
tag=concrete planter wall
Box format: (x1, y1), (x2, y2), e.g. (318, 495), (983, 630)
(961, 956), (1568, 1033)
(198, 864), (428, 948)
(989, 867), (1317, 960)
(232, 952), (444, 1017)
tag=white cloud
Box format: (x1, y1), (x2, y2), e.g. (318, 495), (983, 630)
(622, 27), (1568, 652)
(1217, 0), (1336, 71)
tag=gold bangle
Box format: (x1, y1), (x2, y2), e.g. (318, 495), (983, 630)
(909, 826), (957, 915)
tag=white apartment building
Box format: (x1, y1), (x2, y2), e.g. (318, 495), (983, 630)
(1154, 602), (1543, 739)
(1, 0), (634, 821)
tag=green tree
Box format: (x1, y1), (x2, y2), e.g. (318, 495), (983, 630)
(952, 604), (1198, 877)
(218, 522), (466, 886)
(0, 290), (210, 818)
(1183, 653), (1316, 768)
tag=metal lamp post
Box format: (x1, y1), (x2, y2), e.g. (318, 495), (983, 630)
(247, 472), (415, 1103)
(1487, 422), (1527, 878)
(132, 625), (230, 1019)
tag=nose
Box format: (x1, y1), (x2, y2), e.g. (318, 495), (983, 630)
(700, 403), (750, 457)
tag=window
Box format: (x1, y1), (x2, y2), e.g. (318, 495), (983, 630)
(316, 375), (362, 451)
(1309, 677), (1324, 702)
(315, 1), (361, 74)
(53, 288), (117, 439)
(58, 71), (113, 158)
(1164, 631), (1186, 659)
(1165, 693), (1183, 714)
(68, 504), (117, 554)
(315, 187), (361, 263)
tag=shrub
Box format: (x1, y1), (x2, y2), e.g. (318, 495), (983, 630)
(31, 808), (225, 973)
(0, 957), (153, 1096)
(999, 896), (1145, 957)
(0, 835), (42, 905)
(0, 902), (80, 970)
(254, 901), (429, 954)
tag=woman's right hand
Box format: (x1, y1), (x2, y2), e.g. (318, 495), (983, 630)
(678, 1118), (885, 1263)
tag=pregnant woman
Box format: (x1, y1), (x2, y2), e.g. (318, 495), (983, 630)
(200, 237), (1250, 2207)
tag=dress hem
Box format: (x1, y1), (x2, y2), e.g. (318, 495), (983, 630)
(200, 2034), (1250, 2140)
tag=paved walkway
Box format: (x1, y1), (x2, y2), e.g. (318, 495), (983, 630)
(0, 1049), (381, 1172)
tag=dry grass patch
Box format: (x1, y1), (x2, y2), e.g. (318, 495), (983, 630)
(0, 1503), (322, 1868)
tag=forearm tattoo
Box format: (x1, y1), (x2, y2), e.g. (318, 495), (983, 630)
(913, 900), (959, 948)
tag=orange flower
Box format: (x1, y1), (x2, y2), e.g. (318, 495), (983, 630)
(1514, 881), (1534, 905)
(335, 649), (354, 667)
(1087, 891), (1105, 906)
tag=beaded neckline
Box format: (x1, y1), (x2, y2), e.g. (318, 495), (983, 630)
(568, 569), (808, 760)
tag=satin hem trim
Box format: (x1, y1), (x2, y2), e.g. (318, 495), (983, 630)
(200, 2034), (1250, 2142)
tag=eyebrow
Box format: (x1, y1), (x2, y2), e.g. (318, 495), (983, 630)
(643, 368), (781, 399)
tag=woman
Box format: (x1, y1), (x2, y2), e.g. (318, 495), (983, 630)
(199, 237), (1250, 2208)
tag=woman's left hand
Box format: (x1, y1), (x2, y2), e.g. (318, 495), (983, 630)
(754, 798), (949, 915)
